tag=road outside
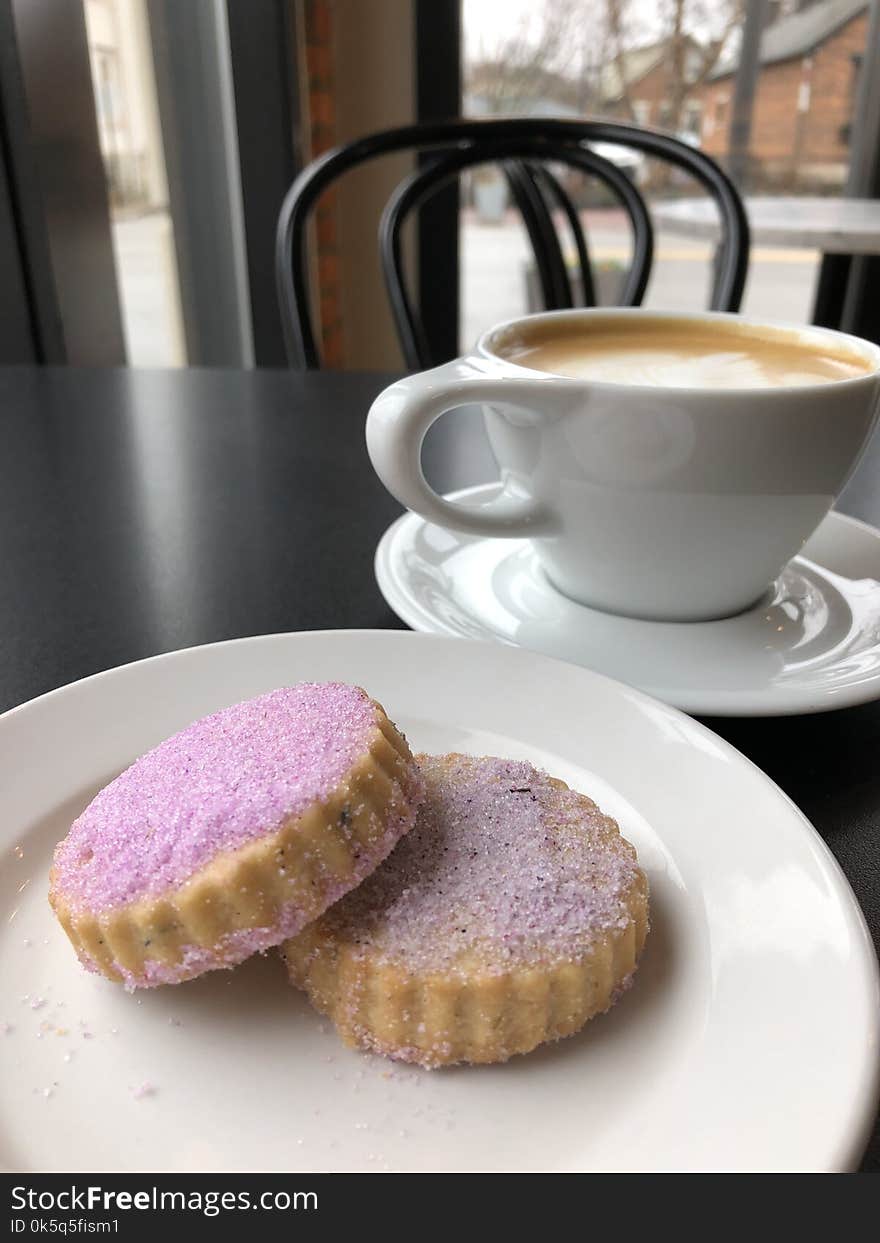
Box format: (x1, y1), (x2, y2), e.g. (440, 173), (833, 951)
(460, 205), (819, 350)
(111, 204), (820, 367)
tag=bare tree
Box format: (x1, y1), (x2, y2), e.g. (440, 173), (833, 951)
(595, 0), (741, 194)
(466, 0), (608, 114)
(666, 0), (744, 135)
(605, 0), (637, 120)
(606, 0), (743, 133)
(466, 0), (742, 137)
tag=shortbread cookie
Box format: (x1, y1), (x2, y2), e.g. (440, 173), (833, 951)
(283, 753), (648, 1067)
(50, 684), (424, 989)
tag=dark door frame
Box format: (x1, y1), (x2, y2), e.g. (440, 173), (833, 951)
(415, 0), (461, 364)
(0, 0), (122, 364)
(813, 0), (880, 342)
(226, 0), (302, 368)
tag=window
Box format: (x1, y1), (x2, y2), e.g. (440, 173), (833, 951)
(682, 101), (702, 138)
(457, 0), (880, 344)
(83, 0), (186, 365)
(841, 53), (864, 145)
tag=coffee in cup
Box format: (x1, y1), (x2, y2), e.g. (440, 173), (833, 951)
(366, 310), (880, 622)
(496, 314), (870, 389)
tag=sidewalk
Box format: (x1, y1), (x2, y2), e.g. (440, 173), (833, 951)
(110, 211), (186, 367)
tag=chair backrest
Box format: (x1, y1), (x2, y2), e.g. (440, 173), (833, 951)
(381, 143), (654, 369)
(276, 118), (750, 370)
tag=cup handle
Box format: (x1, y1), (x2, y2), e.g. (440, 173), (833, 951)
(366, 359), (561, 538)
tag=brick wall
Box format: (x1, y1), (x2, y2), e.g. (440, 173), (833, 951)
(625, 60), (672, 124)
(298, 0), (415, 370)
(604, 60), (697, 130)
(701, 58), (803, 164)
(697, 12), (867, 188)
(802, 11), (866, 166)
(302, 0), (344, 367)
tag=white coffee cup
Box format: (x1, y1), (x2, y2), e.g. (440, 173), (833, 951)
(366, 309), (880, 622)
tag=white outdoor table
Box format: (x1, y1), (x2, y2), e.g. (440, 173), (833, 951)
(653, 195), (880, 254)
(653, 195), (880, 338)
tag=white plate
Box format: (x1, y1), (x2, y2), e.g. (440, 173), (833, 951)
(375, 485), (880, 716)
(0, 631), (877, 1172)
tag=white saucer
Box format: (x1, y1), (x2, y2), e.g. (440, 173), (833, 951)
(375, 484), (880, 716)
(1, 631), (877, 1171)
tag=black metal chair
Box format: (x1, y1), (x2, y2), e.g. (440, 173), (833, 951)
(275, 118), (750, 371)
(382, 143), (655, 370)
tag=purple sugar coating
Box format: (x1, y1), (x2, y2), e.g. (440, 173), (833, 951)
(324, 754), (640, 974)
(53, 683), (381, 914)
(73, 802), (416, 989)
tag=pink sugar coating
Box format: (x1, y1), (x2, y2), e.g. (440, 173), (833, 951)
(53, 683), (382, 914)
(322, 754), (641, 975)
(73, 801), (417, 989)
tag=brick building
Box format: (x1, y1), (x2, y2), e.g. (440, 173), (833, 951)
(699, 0), (869, 189)
(599, 38), (706, 139)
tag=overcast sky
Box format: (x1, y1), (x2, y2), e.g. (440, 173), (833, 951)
(462, 0), (717, 63)
(463, 0), (542, 57)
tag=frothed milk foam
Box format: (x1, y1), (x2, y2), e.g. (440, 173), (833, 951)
(497, 315), (869, 389)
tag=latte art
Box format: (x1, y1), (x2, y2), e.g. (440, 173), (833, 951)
(499, 318), (870, 389)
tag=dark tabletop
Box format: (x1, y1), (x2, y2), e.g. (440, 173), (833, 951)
(1, 364), (878, 1171)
